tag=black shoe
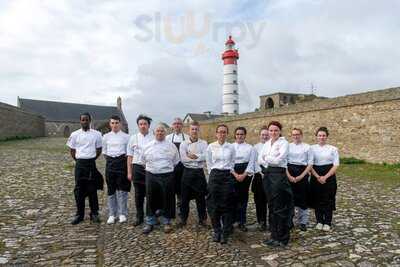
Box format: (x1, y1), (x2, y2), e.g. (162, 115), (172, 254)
(272, 241), (287, 248)
(90, 214), (101, 223)
(176, 219), (187, 228)
(262, 239), (275, 246)
(212, 232), (221, 242)
(238, 224), (248, 232)
(133, 218), (144, 227)
(299, 224), (307, 231)
(198, 220), (207, 227)
(71, 216), (84, 225)
(220, 234), (228, 244)
(258, 223), (267, 232)
(142, 224), (153, 235)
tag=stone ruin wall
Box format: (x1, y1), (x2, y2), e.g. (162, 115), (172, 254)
(0, 102), (45, 140)
(186, 87), (400, 163)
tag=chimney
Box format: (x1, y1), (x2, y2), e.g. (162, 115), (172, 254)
(117, 96), (122, 110)
(203, 111), (212, 117)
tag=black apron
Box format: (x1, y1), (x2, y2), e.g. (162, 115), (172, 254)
(133, 163), (146, 185)
(206, 169), (236, 216)
(181, 167), (208, 197)
(309, 164), (337, 211)
(145, 171), (176, 219)
(263, 166), (293, 243)
(233, 162), (252, 199)
(172, 133), (185, 195)
(105, 154), (131, 195)
(75, 158), (103, 190)
(287, 163), (309, 209)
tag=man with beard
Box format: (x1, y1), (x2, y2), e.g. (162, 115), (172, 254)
(177, 121), (208, 227)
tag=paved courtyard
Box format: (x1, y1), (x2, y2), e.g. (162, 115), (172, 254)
(0, 138), (399, 266)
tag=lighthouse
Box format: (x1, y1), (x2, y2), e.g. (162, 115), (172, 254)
(222, 36), (239, 115)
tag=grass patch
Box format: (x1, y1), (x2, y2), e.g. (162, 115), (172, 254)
(338, 161), (400, 187)
(341, 157), (366, 164)
(0, 240), (4, 253)
(0, 135), (32, 142)
(64, 162), (75, 171)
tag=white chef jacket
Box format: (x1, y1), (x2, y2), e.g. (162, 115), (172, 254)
(140, 139), (180, 174)
(66, 129), (102, 159)
(233, 142), (256, 174)
(258, 137), (289, 168)
(288, 142), (313, 166)
(254, 142), (266, 173)
(179, 138), (208, 169)
(102, 130), (130, 157)
(206, 141), (236, 174)
(310, 144), (340, 166)
(126, 132), (154, 165)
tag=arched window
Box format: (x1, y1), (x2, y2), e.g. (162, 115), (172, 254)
(265, 97), (274, 109)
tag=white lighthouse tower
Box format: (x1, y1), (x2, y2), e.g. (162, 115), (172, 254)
(222, 36), (239, 115)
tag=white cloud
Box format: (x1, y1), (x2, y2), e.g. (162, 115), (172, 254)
(0, 0), (399, 131)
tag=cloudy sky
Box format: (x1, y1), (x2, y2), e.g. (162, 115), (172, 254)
(1, 0), (399, 131)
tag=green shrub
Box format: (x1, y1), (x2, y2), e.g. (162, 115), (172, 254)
(341, 157), (366, 164)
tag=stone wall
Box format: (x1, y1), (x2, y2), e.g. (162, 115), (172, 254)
(187, 87), (400, 163)
(0, 102), (45, 140)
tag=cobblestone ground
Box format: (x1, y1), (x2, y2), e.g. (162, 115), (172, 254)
(0, 138), (399, 266)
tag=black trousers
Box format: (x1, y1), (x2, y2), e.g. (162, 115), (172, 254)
(180, 168), (207, 222)
(133, 164), (146, 220)
(233, 163), (252, 225)
(251, 172), (269, 226)
(263, 167), (293, 245)
(174, 162), (184, 204)
(145, 171), (176, 219)
(74, 159), (99, 218)
(207, 169), (235, 236)
(310, 164), (337, 226)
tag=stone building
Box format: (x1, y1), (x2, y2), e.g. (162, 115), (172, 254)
(18, 97), (128, 137)
(184, 87), (400, 163)
(183, 111), (223, 124)
(259, 92), (326, 110)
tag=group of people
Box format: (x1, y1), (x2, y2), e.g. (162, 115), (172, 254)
(67, 112), (339, 247)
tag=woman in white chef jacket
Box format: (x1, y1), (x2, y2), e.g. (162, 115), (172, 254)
(309, 127), (339, 232)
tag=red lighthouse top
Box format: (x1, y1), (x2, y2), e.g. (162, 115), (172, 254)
(222, 36), (239, 65)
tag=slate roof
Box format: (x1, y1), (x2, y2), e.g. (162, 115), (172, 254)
(18, 98), (124, 122)
(184, 113), (223, 122)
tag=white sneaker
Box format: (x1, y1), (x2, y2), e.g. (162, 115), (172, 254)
(107, 216), (116, 224)
(315, 223), (323, 230)
(119, 215), (127, 223)
(322, 224), (331, 231)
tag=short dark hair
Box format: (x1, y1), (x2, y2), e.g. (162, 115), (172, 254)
(216, 124), (229, 133)
(110, 115), (121, 121)
(234, 126), (247, 135)
(80, 112), (91, 121)
(267, 121), (282, 131)
(136, 114), (152, 125)
(316, 127), (329, 136)
(259, 125), (269, 133)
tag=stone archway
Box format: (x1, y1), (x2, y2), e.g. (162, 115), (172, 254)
(63, 125), (70, 137)
(266, 97), (274, 109)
